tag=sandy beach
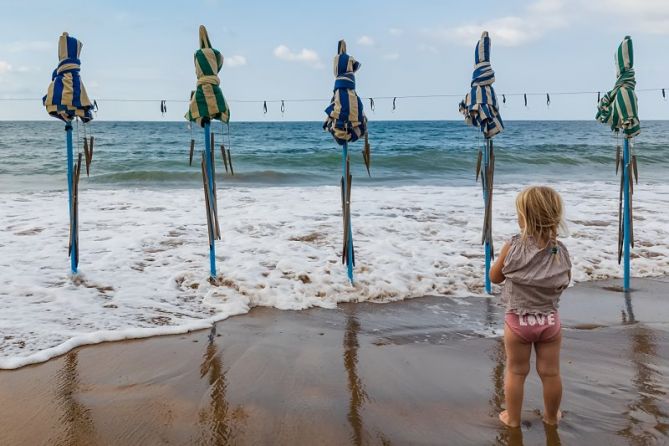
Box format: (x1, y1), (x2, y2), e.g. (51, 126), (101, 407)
(1, 277), (667, 445)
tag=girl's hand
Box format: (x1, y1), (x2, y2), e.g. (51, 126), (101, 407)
(490, 241), (511, 284)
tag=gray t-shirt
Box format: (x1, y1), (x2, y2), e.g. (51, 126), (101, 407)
(501, 234), (572, 315)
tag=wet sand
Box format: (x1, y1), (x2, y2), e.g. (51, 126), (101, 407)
(1, 278), (668, 446)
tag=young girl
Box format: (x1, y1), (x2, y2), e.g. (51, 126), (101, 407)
(490, 186), (572, 428)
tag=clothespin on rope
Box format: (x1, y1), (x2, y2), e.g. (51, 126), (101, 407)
(369, 97), (375, 112)
(663, 88), (666, 100)
(160, 100), (167, 116)
(524, 94), (528, 107)
(281, 100), (285, 115)
(597, 91), (601, 103)
(392, 97), (397, 111)
(263, 100), (268, 114)
(93, 100), (99, 115)
(546, 93), (550, 107)
(502, 94), (506, 104)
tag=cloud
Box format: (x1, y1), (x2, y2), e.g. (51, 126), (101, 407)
(273, 45), (323, 68)
(0, 61), (12, 74)
(588, 0), (669, 34)
(0, 41), (53, 53)
(424, 0), (568, 47)
(389, 28), (404, 37)
(418, 43), (439, 55)
(383, 53), (400, 61)
(226, 55), (247, 67)
(357, 35), (375, 46)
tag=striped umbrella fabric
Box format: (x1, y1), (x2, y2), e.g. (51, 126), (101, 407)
(43, 33), (94, 123)
(459, 31), (504, 138)
(596, 36), (640, 137)
(324, 40), (367, 144)
(186, 26), (230, 126)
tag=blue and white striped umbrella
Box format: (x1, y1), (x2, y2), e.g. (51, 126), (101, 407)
(459, 31), (504, 138)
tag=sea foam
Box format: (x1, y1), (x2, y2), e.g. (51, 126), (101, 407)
(1, 182), (668, 369)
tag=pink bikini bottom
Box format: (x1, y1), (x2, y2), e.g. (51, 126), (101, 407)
(505, 312), (561, 344)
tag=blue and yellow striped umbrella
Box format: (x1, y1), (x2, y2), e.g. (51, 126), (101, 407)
(596, 36), (640, 137)
(324, 40), (367, 144)
(459, 31), (503, 138)
(43, 32), (94, 123)
(186, 26), (230, 126)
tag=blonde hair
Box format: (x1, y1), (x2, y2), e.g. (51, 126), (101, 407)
(516, 186), (564, 245)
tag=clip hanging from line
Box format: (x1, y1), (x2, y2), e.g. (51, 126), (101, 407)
(546, 93), (550, 107)
(392, 97), (397, 111)
(263, 100), (268, 114)
(281, 100), (285, 115)
(369, 97), (375, 112)
(160, 100), (167, 116)
(524, 94), (528, 107)
(663, 88), (666, 100)
(597, 91), (601, 103)
(502, 94), (506, 104)
(93, 100), (99, 114)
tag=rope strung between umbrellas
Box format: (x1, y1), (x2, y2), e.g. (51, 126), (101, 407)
(7, 87), (668, 116)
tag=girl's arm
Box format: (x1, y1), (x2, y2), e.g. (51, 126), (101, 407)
(490, 241), (511, 284)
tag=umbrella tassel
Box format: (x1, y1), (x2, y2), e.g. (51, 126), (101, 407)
(89, 136), (94, 163)
(201, 155), (214, 247)
(615, 144), (621, 174)
(632, 152), (639, 184)
(73, 152), (83, 268)
(83, 137), (91, 177)
(341, 176), (347, 264)
(263, 101), (267, 114)
(475, 148), (482, 182)
(362, 132), (371, 177)
(221, 144), (229, 173)
(189, 139), (195, 166)
(227, 149), (234, 176)
(524, 94), (528, 107)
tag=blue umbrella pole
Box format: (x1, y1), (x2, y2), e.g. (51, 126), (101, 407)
(204, 122), (217, 279)
(65, 122), (77, 275)
(623, 137), (631, 291)
(483, 138), (492, 294)
(342, 143), (354, 284)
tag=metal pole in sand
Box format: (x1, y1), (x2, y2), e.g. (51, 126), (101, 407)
(623, 136), (631, 291)
(483, 138), (492, 294)
(204, 121), (217, 279)
(342, 142), (354, 284)
(65, 121), (77, 275)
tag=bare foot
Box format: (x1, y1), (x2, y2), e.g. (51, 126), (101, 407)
(543, 410), (562, 426)
(499, 410), (520, 428)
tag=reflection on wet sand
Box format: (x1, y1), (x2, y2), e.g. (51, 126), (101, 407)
(344, 309), (369, 446)
(55, 352), (96, 446)
(195, 325), (246, 445)
(618, 293), (669, 444)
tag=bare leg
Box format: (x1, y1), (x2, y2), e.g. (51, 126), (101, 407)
(535, 332), (562, 425)
(500, 323), (532, 428)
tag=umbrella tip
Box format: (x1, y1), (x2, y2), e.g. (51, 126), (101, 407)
(338, 40), (347, 54)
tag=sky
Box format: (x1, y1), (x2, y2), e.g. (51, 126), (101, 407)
(0, 0), (668, 121)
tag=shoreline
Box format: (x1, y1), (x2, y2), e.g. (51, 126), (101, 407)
(1, 277), (667, 445)
(3, 273), (668, 371)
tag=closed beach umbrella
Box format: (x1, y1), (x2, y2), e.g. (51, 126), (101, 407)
(459, 31), (504, 294)
(43, 32), (95, 274)
(324, 40), (371, 284)
(186, 25), (231, 280)
(596, 36), (640, 291)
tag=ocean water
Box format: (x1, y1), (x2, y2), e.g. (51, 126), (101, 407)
(1, 120), (668, 368)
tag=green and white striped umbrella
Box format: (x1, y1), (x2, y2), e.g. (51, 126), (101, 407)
(596, 36), (640, 137)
